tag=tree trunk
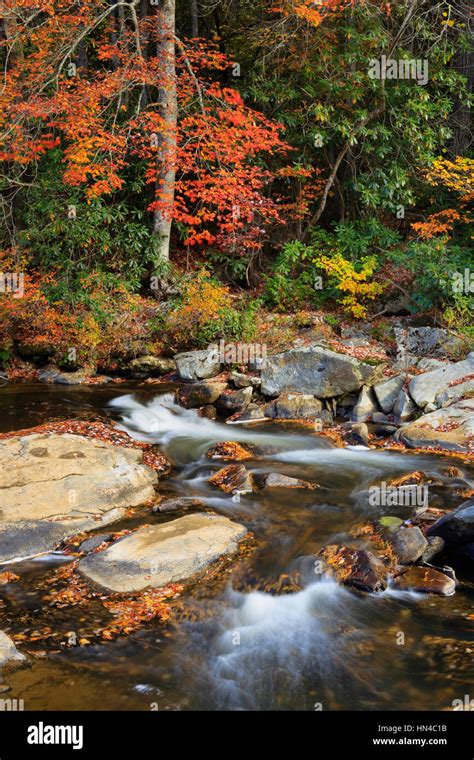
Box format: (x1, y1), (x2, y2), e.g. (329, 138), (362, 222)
(153, 0), (177, 263)
(191, 0), (199, 37)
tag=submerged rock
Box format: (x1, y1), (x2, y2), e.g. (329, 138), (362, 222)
(320, 544), (388, 593)
(206, 441), (254, 461)
(78, 513), (248, 592)
(392, 566), (456, 595)
(0, 433), (158, 562)
(262, 473), (317, 490)
(153, 497), (207, 514)
(260, 346), (382, 398)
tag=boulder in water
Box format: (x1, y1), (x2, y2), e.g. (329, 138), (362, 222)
(392, 565), (456, 595)
(320, 544), (388, 593)
(206, 442), (254, 461)
(264, 393), (323, 420)
(388, 526), (428, 564)
(0, 433), (158, 562)
(78, 513), (248, 592)
(175, 381), (228, 408)
(263, 473), (318, 490)
(208, 464), (255, 494)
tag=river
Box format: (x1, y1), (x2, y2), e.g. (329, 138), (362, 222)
(1, 384), (473, 711)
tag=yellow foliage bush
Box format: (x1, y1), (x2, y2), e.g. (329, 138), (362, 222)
(313, 252), (384, 319)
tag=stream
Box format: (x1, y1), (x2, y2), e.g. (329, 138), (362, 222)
(1, 384), (473, 711)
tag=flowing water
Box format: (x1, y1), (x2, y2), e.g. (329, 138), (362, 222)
(1, 384), (473, 711)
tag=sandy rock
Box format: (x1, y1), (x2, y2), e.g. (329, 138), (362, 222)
(78, 513), (248, 593)
(0, 433), (158, 562)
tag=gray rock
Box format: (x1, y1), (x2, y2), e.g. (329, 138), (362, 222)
(393, 388), (417, 422)
(78, 513), (248, 592)
(260, 346), (381, 398)
(153, 497), (206, 514)
(434, 378), (474, 409)
(395, 326), (466, 362)
(230, 372), (261, 389)
(175, 381), (227, 409)
(216, 387), (253, 416)
(265, 393), (323, 419)
(227, 404), (266, 423)
(347, 422), (369, 446)
(372, 412), (390, 424)
(127, 356), (176, 376)
(416, 358), (449, 373)
(373, 375), (405, 413)
(421, 535), (445, 564)
(263, 473), (316, 490)
(0, 434), (158, 562)
(54, 370), (89, 385)
(352, 386), (377, 422)
(389, 526), (428, 564)
(0, 632), (26, 669)
(77, 534), (114, 553)
(427, 498), (474, 548)
(397, 399), (474, 452)
(409, 352), (474, 410)
(174, 348), (222, 381)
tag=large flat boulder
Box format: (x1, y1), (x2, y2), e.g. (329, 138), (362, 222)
(78, 513), (248, 592)
(409, 352), (474, 410)
(397, 399), (474, 452)
(260, 346), (381, 397)
(0, 433), (158, 562)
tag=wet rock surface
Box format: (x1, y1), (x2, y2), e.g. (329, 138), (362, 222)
(0, 433), (158, 562)
(78, 513), (248, 593)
